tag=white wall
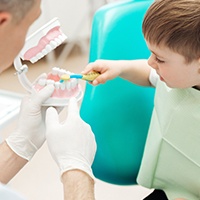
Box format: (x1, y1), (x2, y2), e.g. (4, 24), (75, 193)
(26, 0), (109, 65)
(28, 0), (106, 40)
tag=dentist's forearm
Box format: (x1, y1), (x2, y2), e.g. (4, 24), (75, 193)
(62, 170), (95, 200)
(0, 141), (27, 183)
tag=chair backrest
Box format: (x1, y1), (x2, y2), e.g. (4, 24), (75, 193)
(80, 0), (154, 185)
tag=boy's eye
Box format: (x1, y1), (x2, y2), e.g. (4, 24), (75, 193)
(155, 57), (165, 63)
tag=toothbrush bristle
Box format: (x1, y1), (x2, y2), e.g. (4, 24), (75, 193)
(60, 74), (70, 82)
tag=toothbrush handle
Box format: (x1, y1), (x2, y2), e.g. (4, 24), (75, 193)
(70, 74), (83, 79)
(82, 72), (100, 81)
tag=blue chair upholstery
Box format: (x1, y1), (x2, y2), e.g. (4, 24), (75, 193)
(80, 0), (154, 185)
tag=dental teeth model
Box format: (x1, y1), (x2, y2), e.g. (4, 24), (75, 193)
(14, 18), (83, 106)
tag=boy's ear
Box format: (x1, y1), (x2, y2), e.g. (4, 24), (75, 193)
(0, 12), (12, 26)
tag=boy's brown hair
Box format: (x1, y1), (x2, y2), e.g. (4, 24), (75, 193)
(142, 0), (200, 63)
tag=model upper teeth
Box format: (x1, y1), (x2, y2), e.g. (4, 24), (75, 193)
(29, 33), (66, 63)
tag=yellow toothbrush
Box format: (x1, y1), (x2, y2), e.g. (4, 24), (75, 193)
(60, 71), (100, 83)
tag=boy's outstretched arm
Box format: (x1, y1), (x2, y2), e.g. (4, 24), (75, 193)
(82, 59), (152, 86)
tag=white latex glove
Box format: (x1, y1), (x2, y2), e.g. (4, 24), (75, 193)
(6, 84), (55, 161)
(45, 98), (97, 180)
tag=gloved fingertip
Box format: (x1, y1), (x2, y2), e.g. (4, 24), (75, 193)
(69, 97), (77, 104)
(31, 84), (55, 105)
(43, 84), (55, 94)
(46, 106), (57, 115)
(46, 106), (59, 125)
(68, 97), (79, 114)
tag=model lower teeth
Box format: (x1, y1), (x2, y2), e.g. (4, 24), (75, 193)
(33, 67), (81, 99)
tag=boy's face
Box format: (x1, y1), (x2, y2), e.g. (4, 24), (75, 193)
(146, 41), (200, 89)
(0, 0), (41, 73)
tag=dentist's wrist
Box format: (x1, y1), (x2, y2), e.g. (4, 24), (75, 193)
(0, 141), (27, 183)
(6, 134), (38, 161)
(61, 169), (95, 200)
(58, 158), (95, 181)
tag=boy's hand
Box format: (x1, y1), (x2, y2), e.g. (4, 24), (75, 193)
(82, 59), (122, 85)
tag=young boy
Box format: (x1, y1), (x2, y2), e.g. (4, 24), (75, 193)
(82, 0), (200, 199)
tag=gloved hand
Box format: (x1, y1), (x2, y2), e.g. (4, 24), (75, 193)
(6, 84), (55, 161)
(45, 98), (97, 181)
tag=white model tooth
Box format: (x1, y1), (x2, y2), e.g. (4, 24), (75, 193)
(55, 38), (62, 45)
(57, 69), (63, 76)
(70, 79), (75, 89)
(58, 35), (64, 41)
(61, 70), (67, 75)
(59, 69), (66, 76)
(50, 41), (57, 49)
(71, 80), (77, 88)
(45, 44), (52, 53)
(58, 34), (66, 42)
(63, 70), (70, 75)
(61, 33), (67, 41)
(55, 82), (60, 89)
(38, 78), (46, 86)
(52, 67), (59, 75)
(63, 70), (68, 74)
(30, 57), (38, 63)
(66, 82), (71, 90)
(36, 52), (43, 60)
(42, 49), (48, 56)
(56, 68), (61, 75)
(64, 71), (72, 76)
(60, 83), (66, 90)
(46, 80), (55, 85)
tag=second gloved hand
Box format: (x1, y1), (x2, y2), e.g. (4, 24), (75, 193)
(6, 84), (55, 161)
(45, 98), (97, 181)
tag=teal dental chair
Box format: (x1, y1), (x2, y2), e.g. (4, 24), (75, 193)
(80, 0), (154, 185)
